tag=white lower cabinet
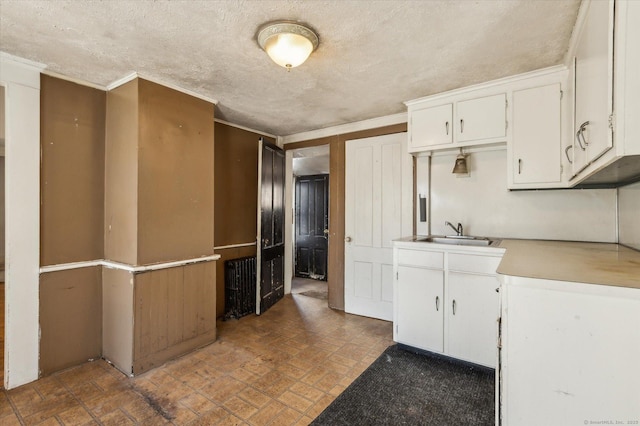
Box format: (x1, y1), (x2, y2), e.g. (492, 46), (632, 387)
(500, 276), (640, 426)
(396, 266), (444, 352)
(447, 272), (499, 367)
(394, 245), (503, 368)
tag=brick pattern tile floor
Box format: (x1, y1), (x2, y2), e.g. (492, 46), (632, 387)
(1, 291), (393, 425)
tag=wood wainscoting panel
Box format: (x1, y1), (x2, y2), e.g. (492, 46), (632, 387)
(184, 261), (216, 336)
(39, 267), (102, 376)
(133, 261), (216, 375)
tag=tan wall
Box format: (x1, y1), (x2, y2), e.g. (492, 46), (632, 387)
(39, 267), (102, 375)
(104, 79), (139, 264)
(39, 76), (106, 376)
(137, 80), (215, 264)
(102, 268), (134, 375)
(0, 157), (4, 262)
(40, 75), (106, 265)
(285, 123), (407, 310)
(0, 85), (5, 141)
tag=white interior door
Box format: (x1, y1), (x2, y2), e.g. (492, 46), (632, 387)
(344, 133), (412, 321)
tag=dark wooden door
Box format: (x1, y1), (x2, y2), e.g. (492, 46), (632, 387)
(256, 140), (285, 315)
(295, 174), (329, 280)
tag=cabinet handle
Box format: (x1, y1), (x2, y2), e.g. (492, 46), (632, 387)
(445, 121), (449, 135)
(435, 296), (439, 311)
(575, 121), (589, 150)
(565, 145), (573, 164)
(452, 299), (457, 315)
(460, 119), (464, 133)
(518, 159), (522, 174)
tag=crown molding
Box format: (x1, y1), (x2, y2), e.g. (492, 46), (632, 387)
(0, 52), (46, 71)
(404, 65), (568, 107)
(282, 112), (407, 144)
(214, 119), (276, 139)
(41, 70), (107, 90)
(106, 72), (218, 105)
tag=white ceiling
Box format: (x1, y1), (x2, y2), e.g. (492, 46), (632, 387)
(0, 0), (581, 137)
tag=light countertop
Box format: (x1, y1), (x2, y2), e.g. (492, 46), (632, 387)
(496, 239), (640, 290)
(394, 237), (640, 289)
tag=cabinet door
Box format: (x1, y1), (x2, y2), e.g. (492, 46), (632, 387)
(512, 84), (562, 185)
(447, 272), (499, 368)
(395, 266), (444, 353)
(573, 0), (614, 176)
(503, 279), (640, 425)
(456, 93), (506, 142)
(409, 103), (453, 149)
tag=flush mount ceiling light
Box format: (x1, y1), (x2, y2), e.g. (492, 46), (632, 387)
(257, 21), (319, 70)
(452, 148), (469, 174)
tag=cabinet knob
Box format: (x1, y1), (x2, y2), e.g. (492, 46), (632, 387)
(344, 236), (352, 243)
(435, 296), (440, 311)
(460, 119), (464, 133)
(452, 299), (457, 315)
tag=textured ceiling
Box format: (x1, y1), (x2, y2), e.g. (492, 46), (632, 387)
(0, 0), (581, 136)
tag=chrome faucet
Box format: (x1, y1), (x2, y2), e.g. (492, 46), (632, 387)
(445, 221), (463, 236)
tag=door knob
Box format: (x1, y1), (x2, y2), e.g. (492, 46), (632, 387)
(344, 236), (352, 242)
(323, 229), (329, 235)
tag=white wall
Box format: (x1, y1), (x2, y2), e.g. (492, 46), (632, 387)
(426, 148), (617, 242)
(618, 181), (640, 250)
(1, 52), (44, 389)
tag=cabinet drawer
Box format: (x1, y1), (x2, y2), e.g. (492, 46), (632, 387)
(397, 249), (443, 269)
(448, 253), (501, 275)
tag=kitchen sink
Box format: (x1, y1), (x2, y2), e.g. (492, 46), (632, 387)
(415, 236), (498, 246)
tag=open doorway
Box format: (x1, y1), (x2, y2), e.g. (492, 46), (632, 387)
(1, 85), (5, 388)
(291, 145), (329, 301)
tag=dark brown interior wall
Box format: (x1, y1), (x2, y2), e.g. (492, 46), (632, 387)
(285, 123), (407, 311)
(214, 123), (275, 246)
(137, 79), (215, 265)
(40, 75), (106, 265)
(39, 267), (102, 375)
(214, 123), (274, 318)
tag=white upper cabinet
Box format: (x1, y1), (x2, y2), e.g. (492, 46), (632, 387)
(456, 94), (506, 143)
(405, 0), (639, 187)
(409, 103), (453, 149)
(407, 93), (506, 153)
(510, 83), (563, 188)
(570, 0), (640, 186)
(571, 0), (615, 177)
